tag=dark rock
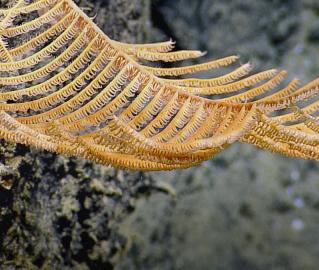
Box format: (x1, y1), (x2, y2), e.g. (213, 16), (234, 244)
(152, 0), (301, 69)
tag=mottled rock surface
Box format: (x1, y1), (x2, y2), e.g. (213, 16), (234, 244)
(152, 0), (301, 69)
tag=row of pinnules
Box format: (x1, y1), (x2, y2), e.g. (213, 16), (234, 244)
(0, 0), (318, 170)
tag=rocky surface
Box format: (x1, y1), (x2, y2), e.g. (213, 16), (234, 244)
(0, 143), (154, 269)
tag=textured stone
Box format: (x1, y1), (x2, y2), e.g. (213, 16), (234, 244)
(152, 0), (301, 69)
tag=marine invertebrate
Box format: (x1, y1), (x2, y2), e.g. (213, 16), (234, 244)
(0, 0), (319, 171)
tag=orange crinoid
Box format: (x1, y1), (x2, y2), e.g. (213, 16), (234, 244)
(0, 0), (318, 171)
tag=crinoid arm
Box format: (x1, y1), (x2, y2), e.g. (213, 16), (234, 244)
(0, 0), (319, 171)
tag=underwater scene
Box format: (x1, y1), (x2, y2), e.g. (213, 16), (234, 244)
(0, 0), (319, 269)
